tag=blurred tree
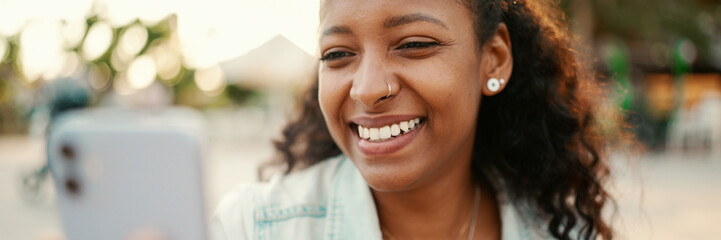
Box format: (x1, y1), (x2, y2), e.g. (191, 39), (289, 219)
(561, 0), (720, 150)
(0, 12), (263, 134)
(562, 0), (718, 69)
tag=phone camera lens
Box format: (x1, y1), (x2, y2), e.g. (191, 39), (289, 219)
(64, 177), (81, 196)
(61, 144), (75, 161)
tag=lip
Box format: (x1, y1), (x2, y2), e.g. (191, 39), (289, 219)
(350, 116), (425, 156)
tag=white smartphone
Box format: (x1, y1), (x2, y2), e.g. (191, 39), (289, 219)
(47, 107), (208, 240)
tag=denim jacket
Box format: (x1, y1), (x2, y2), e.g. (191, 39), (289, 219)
(211, 155), (550, 240)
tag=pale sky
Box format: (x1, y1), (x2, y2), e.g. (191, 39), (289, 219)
(0, 0), (320, 81)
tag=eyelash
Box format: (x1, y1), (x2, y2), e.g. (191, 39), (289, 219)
(320, 41), (441, 62)
(396, 41), (440, 49)
(320, 51), (354, 61)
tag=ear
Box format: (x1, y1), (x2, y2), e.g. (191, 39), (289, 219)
(480, 23), (513, 96)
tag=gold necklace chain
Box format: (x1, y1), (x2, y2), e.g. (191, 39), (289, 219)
(380, 187), (481, 240)
(467, 187), (480, 240)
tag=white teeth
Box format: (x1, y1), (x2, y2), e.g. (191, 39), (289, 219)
(391, 124), (401, 136)
(379, 126), (391, 139)
(369, 128), (380, 141)
(400, 121), (409, 132)
(357, 118), (422, 141)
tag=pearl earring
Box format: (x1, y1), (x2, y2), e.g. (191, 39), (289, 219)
(487, 78), (501, 92)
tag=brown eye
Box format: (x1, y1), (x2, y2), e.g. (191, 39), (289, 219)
(320, 51), (355, 61)
(395, 41), (442, 59)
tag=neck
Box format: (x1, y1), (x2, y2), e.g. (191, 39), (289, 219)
(372, 156), (478, 239)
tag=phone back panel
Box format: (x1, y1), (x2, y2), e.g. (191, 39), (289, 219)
(48, 107), (208, 240)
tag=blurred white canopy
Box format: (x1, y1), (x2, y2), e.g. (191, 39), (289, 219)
(219, 35), (316, 90)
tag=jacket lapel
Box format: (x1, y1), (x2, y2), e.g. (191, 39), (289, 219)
(324, 157), (382, 240)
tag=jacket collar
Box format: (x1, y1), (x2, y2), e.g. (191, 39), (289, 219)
(324, 156), (532, 240)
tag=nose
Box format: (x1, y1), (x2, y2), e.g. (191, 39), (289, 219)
(349, 54), (391, 108)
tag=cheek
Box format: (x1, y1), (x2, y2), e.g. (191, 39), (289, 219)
(318, 69), (344, 112)
(400, 55), (483, 141)
(318, 71), (351, 145)
(405, 58), (482, 111)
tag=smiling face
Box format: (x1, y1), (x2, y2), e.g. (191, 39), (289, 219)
(318, 0), (486, 192)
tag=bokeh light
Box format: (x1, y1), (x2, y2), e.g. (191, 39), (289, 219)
(678, 40), (698, 65)
(100, 0), (174, 27)
(112, 71), (135, 96)
(88, 63), (112, 91)
(110, 47), (130, 71)
(60, 18), (87, 49)
(19, 20), (65, 82)
(126, 55), (157, 90)
(149, 39), (182, 82)
(59, 52), (83, 78)
(81, 22), (114, 61)
(194, 65), (225, 96)
(0, 0), (29, 36)
(110, 24), (149, 71)
(116, 24), (148, 60)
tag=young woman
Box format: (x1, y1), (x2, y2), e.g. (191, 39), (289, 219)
(213, 0), (614, 239)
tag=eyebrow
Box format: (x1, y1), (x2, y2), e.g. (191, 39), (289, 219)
(321, 25), (353, 38)
(384, 13), (448, 29)
(320, 13), (447, 38)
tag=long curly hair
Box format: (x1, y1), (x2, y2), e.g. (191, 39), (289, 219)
(271, 0), (614, 239)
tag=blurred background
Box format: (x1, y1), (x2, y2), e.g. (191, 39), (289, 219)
(0, 0), (719, 239)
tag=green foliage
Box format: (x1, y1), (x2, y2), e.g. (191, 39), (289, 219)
(563, 0), (718, 67)
(226, 84), (261, 105)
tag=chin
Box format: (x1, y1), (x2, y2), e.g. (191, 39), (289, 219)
(351, 156), (426, 192)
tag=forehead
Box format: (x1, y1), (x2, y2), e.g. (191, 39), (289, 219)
(319, 0), (472, 30)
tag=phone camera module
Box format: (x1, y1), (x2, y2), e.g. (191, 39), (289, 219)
(64, 177), (81, 196)
(61, 144), (75, 161)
